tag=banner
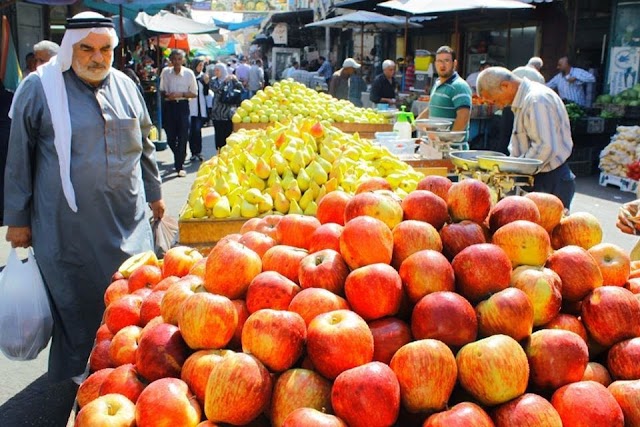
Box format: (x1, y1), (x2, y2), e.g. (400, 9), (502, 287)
(192, 0), (289, 13)
(0, 16), (22, 91)
(608, 46), (640, 96)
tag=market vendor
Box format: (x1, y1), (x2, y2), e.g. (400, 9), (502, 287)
(477, 67), (575, 209)
(546, 56), (595, 107)
(369, 59), (399, 107)
(5, 11), (164, 385)
(416, 46), (472, 139)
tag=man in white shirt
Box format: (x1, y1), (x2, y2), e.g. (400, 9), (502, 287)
(466, 60), (491, 92)
(546, 56), (595, 107)
(248, 59), (264, 96)
(512, 57), (545, 84)
(159, 49), (197, 177)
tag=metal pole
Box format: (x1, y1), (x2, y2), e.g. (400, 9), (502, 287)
(325, 27), (330, 57)
(361, 24), (364, 60)
(119, 5), (124, 70)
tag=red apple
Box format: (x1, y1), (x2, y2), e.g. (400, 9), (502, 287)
(276, 214), (321, 250)
(153, 275), (181, 291)
(205, 240), (262, 299)
(439, 220), (487, 260)
(510, 266), (562, 326)
(159, 275), (204, 325)
(588, 243), (631, 286)
(339, 216), (393, 269)
(626, 277), (640, 293)
(204, 353), (272, 425)
(308, 223), (343, 253)
(331, 362), (400, 427)
(228, 299), (249, 350)
(270, 368), (333, 427)
(242, 309), (306, 372)
(306, 309), (374, 380)
(391, 220), (442, 269)
(582, 362), (612, 386)
(524, 329), (589, 390)
(104, 294), (142, 334)
(344, 190), (404, 230)
(178, 292), (237, 350)
(298, 249), (350, 295)
(476, 287), (534, 341)
(488, 195), (541, 233)
(369, 317), (412, 365)
(551, 212), (603, 250)
(240, 217), (262, 234)
(608, 380), (640, 426)
(344, 263), (403, 321)
(162, 246), (203, 278)
(283, 408), (347, 427)
(96, 323), (114, 342)
(238, 231), (277, 258)
(127, 265), (162, 293)
(181, 349), (234, 405)
(456, 334), (529, 406)
(255, 214), (283, 242)
(139, 290), (165, 327)
(423, 402), (494, 427)
(354, 177), (392, 194)
(401, 190), (449, 230)
(416, 175), (452, 202)
(75, 393), (136, 427)
(109, 325), (142, 367)
(89, 339), (114, 371)
(452, 243), (512, 302)
(581, 286), (640, 347)
(246, 271), (301, 313)
(492, 220), (551, 267)
(261, 245), (308, 285)
(135, 378), (201, 427)
(607, 337), (640, 380)
(524, 191), (564, 233)
(316, 191), (352, 226)
(551, 381), (623, 427)
(77, 368), (114, 408)
(188, 258), (207, 279)
(546, 245), (603, 302)
(399, 249), (455, 304)
(492, 393), (562, 427)
(543, 313), (588, 342)
(389, 339), (457, 413)
(411, 291), (477, 347)
(135, 322), (190, 382)
(288, 288), (350, 326)
(104, 279), (130, 307)
(447, 178), (491, 223)
(132, 287), (152, 299)
(99, 363), (146, 404)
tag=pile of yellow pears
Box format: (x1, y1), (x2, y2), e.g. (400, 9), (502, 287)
(180, 118), (424, 220)
(231, 80), (388, 125)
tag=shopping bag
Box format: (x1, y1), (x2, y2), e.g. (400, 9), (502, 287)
(151, 215), (178, 258)
(0, 248), (53, 361)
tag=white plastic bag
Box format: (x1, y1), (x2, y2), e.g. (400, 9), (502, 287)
(0, 248), (53, 361)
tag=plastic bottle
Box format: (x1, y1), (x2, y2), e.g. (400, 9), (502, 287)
(393, 106), (414, 140)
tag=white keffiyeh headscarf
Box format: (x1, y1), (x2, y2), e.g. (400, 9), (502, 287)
(10, 11), (118, 212)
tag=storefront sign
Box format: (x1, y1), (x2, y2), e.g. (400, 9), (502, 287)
(191, 0), (289, 13)
(272, 23), (288, 45)
(608, 46), (640, 95)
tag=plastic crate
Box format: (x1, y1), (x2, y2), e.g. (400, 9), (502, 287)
(599, 172), (639, 193)
(625, 106), (640, 119)
(568, 146), (593, 163)
(568, 161), (593, 177)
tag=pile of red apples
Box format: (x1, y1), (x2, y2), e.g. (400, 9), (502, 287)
(75, 176), (640, 427)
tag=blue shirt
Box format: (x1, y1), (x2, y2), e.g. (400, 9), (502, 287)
(317, 61), (333, 81)
(546, 67), (595, 107)
(429, 72), (472, 140)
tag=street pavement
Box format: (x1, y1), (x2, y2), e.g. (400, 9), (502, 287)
(0, 125), (638, 425)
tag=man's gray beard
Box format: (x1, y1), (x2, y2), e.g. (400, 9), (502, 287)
(72, 59), (110, 84)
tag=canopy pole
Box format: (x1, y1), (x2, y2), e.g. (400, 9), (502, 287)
(119, 5), (124, 70)
(325, 27), (330, 58)
(361, 24), (364, 60)
(454, 13), (460, 57)
(404, 16), (408, 62)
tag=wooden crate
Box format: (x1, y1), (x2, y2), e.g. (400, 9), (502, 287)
(403, 158), (455, 172)
(179, 217), (247, 249)
(232, 122), (393, 139)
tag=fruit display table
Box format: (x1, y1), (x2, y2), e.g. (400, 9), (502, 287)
(232, 122), (393, 140)
(178, 217), (247, 254)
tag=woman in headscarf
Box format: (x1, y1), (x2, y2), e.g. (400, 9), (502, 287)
(188, 58), (209, 161)
(210, 62), (242, 151)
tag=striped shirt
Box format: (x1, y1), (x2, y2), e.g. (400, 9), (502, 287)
(429, 72), (472, 121)
(512, 66), (545, 84)
(546, 67), (595, 106)
(509, 79), (573, 173)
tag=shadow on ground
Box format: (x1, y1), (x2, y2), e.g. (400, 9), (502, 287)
(0, 374), (76, 426)
(575, 175), (636, 204)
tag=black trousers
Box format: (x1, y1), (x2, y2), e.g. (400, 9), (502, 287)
(189, 116), (204, 156)
(533, 162), (576, 211)
(213, 120), (233, 150)
(164, 100), (190, 171)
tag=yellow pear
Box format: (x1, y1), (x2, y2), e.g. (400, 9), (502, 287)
(288, 199), (304, 215)
(395, 187), (409, 199)
(249, 174), (266, 191)
(244, 188), (265, 205)
(281, 169), (295, 189)
(240, 200), (259, 218)
(267, 182), (284, 200)
(255, 157), (271, 180)
(308, 181), (321, 199)
(188, 189), (200, 207)
(296, 168), (311, 192)
(227, 187), (243, 208)
(258, 192), (273, 213)
(274, 191), (290, 214)
(299, 188), (315, 211)
(244, 153), (258, 175)
(192, 197), (207, 218)
(213, 196), (231, 218)
(315, 156), (332, 173)
(179, 206), (193, 220)
(290, 150), (306, 175)
(203, 190), (222, 210)
(281, 144), (297, 162)
(270, 152), (287, 176)
(214, 175), (230, 195)
(319, 144), (337, 163)
(385, 173), (404, 189)
(229, 203), (242, 218)
(252, 138), (267, 157)
(306, 160), (328, 185)
(285, 181), (302, 202)
(316, 185), (327, 203)
(267, 169), (282, 189)
(304, 200), (318, 216)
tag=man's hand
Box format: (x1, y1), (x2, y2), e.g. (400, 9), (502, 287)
(6, 226), (32, 248)
(150, 199), (166, 221)
(567, 76), (577, 83)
